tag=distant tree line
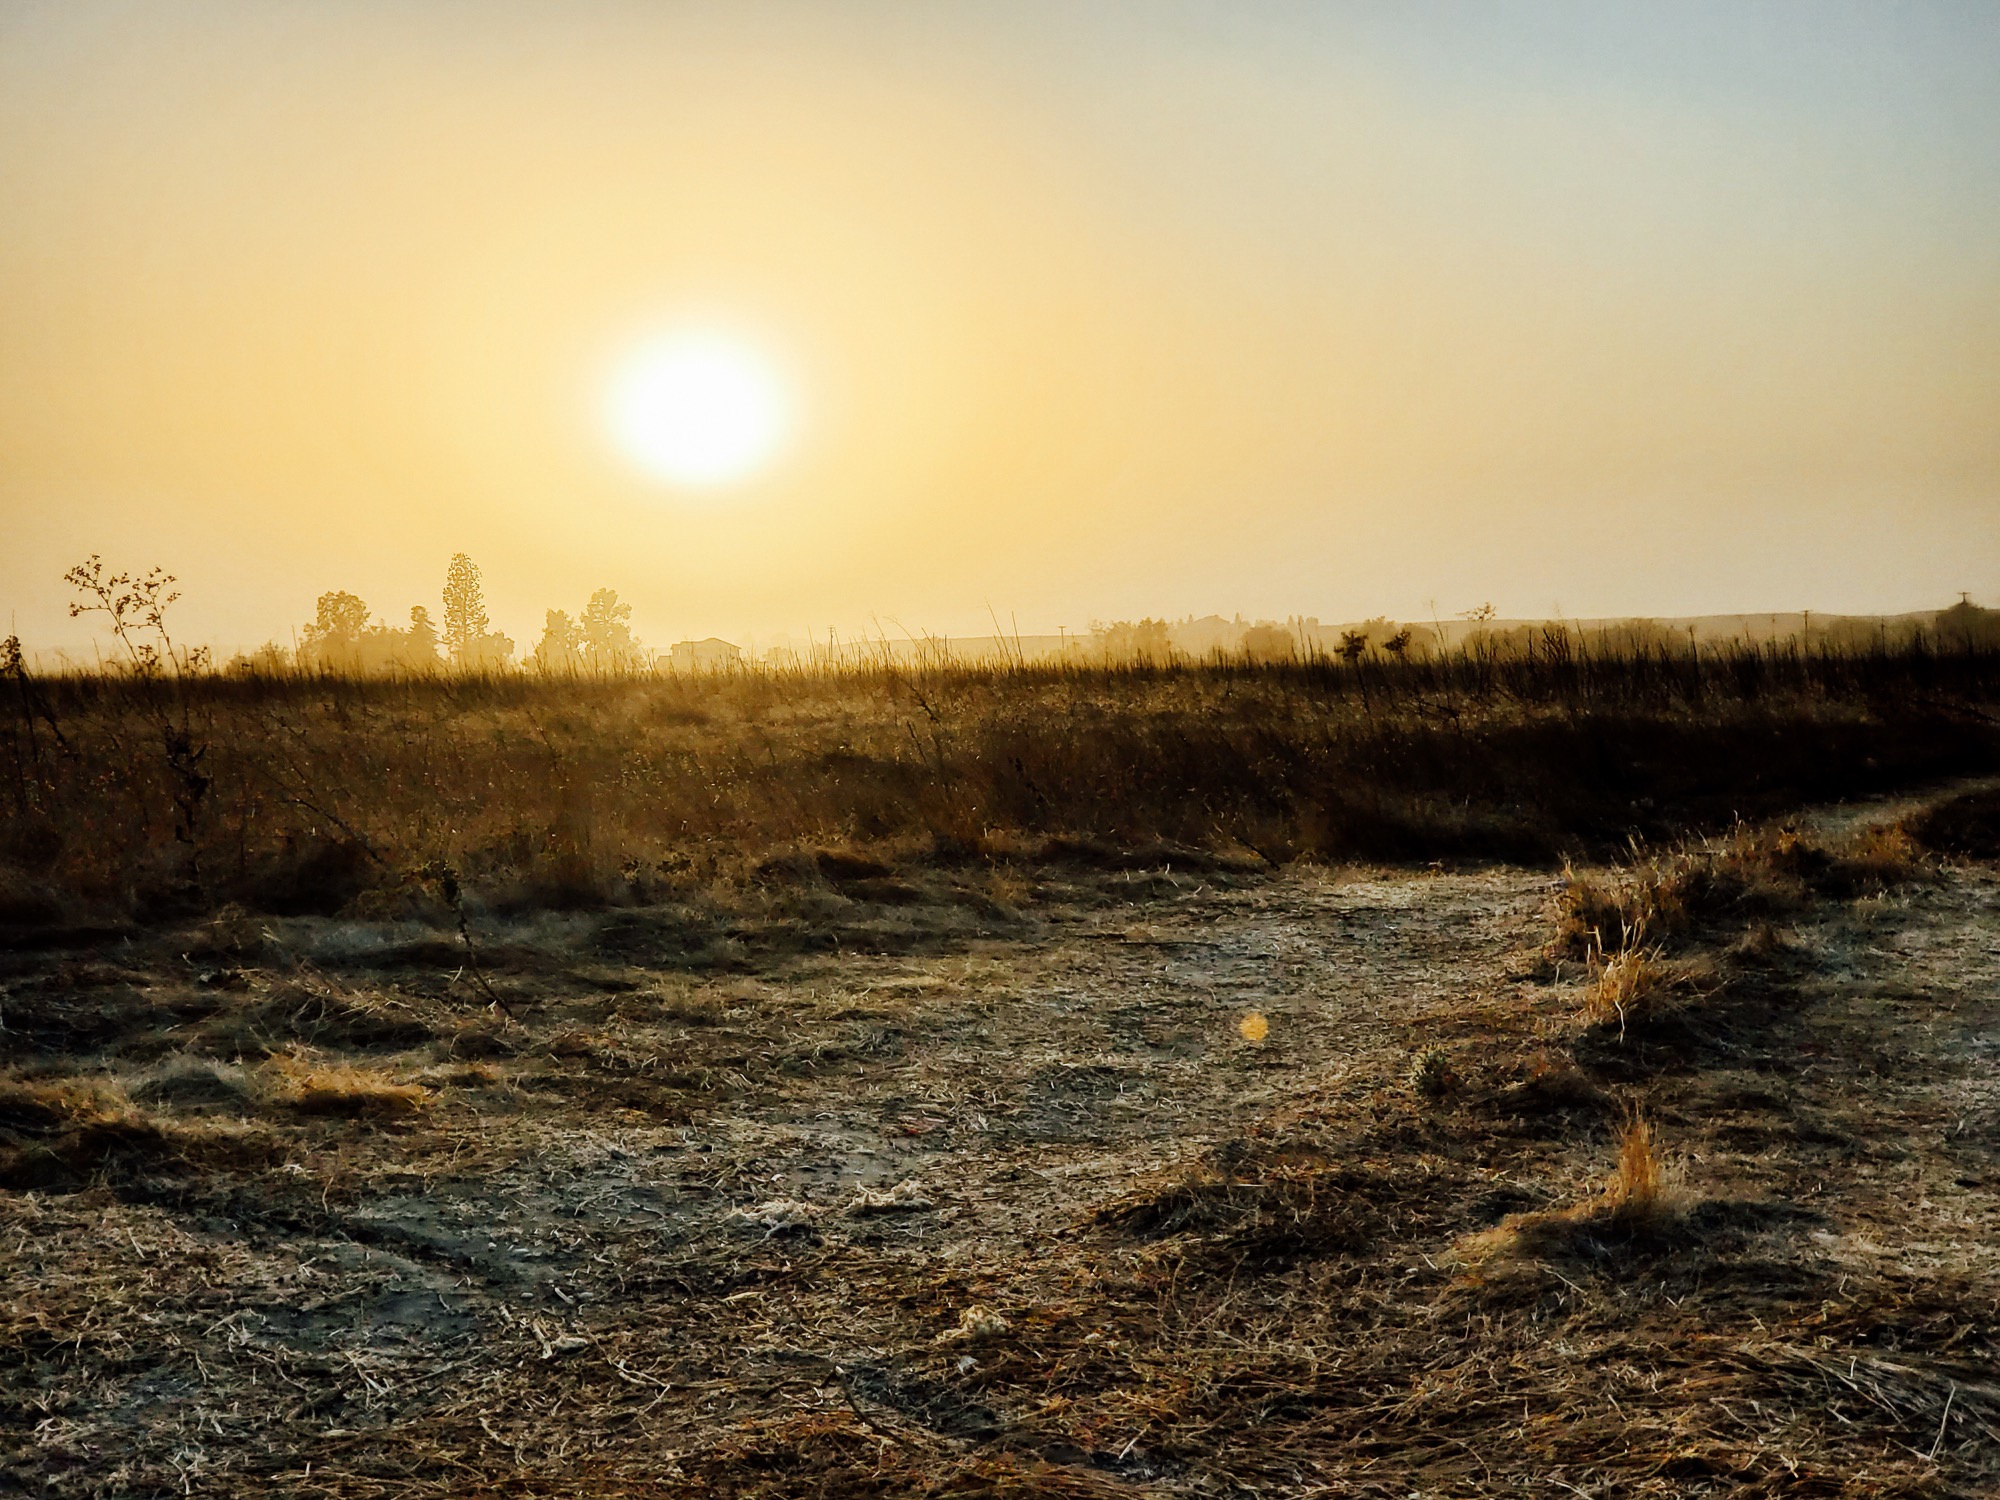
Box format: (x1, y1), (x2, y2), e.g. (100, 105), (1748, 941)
(278, 554), (644, 676)
(530, 588), (642, 674)
(228, 575), (2000, 677)
(1074, 601), (2000, 666)
(1084, 615), (1441, 665)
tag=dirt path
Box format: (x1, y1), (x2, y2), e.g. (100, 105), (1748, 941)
(4, 802), (1998, 1496)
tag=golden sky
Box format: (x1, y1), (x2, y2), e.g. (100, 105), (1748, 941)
(3, 1), (1997, 652)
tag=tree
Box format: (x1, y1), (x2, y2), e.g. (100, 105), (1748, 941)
(580, 588), (640, 672)
(533, 609), (584, 674)
(228, 642), (293, 675)
(303, 591), (371, 671)
(404, 605), (441, 669)
(441, 554), (490, 668)
(1090, 618), (1173, 664)
(1242, 624), (1297, 664)
(1937, 595), (2000, 652)
(462, 629), (515, 670)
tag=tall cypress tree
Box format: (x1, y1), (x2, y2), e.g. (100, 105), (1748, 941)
(441, 554), (489, 668)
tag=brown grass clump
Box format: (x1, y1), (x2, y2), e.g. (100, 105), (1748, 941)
(1607, 1116), (1665, 1224)
(1458, 1117), (1674, 1266)
(1555, 816), (1926, 968)
(0, 1074), (272, 1189)
(1581, 944), (1678, 1033)
(1722, 822), (1923, 901)
(1097, 1143), (1393, 1262)
(1907, 785), (2000, 858)
(262, 1051), (428, 1119)
(653, 985), (730, 1026)
(1552, 852), (1722, 958)
(128, 1056), (253, 1112)
(0, 1075), (131, 1136)
(1832, 822), (1926, 891)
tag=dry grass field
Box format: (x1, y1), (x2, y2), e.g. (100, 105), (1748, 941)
(4, 648), (2000, 1496)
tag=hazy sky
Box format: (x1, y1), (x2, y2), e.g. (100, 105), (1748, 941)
(3, 0), (1997, 651)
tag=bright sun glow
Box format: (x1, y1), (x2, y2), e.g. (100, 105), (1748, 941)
(604, 331), (792, 488)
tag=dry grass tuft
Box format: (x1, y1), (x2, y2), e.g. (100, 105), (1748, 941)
(1457, 1116), (1675, 1266)
(0, 1075), (131, 1134)
(1553, 854), (1711, 957)
(1554, 816), (1924, 968)
(0, 1073), (273, 1189)
(1907, 785), (2000, 858)
(653, 985), (731, 1026)
(1607, 1116), (1666, 1224)
(1582, 944), (1678, 1033)
(128, 1056), (252, 1112)
(262, 1051), (429, 1118)
(1835, 822), (1927, 891)
(1098, 1144), (1392, 1261)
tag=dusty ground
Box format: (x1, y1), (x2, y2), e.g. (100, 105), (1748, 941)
(2, 794), (1997, 1497)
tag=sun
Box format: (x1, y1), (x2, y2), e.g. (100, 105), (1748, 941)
(603, 330), (793, 488)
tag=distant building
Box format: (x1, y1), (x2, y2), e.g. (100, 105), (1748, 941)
(669, 637), (744, 671)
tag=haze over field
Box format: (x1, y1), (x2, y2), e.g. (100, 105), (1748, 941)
(12, 13), (2000, 1494)
(3, 1), (1998, 653)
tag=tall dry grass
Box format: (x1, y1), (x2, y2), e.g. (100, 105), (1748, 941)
(2, 635), (1996, 926)
(1554, 816), (1933, 969)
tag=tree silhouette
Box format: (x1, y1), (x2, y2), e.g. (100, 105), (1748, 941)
(580, 588), (640, 671)
(533, 609), (584, 674)
(298, 591), (369, 671)
(441, 554), (490, 668)
(405, 605), (441, 669)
